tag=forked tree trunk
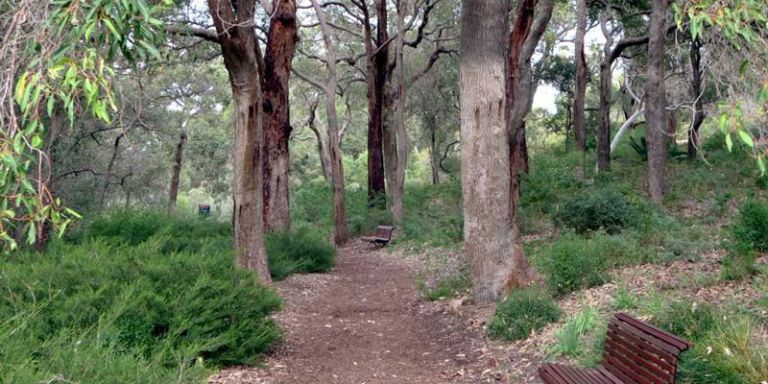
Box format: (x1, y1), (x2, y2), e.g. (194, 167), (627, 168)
(597, 14), (615, 172)
(262, 0), (298, 232)
(573, 0), (587, 151)
(208, 0), (270, 282)
(688, 38), (704, 159)
(167, 129), (187, 216)
(311, 0), (349, 245)
(461, 0), (520, 304)
(646, 0), (669, 203)
(307, 98), (332, 182)
(506, 0), (553, 290)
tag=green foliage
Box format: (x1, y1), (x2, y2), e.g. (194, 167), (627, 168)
(0, 239), (282, 382)
(534, 232), (643, 296)
(2, 0), (170, 250)
(613, 285), (638, 310)
(487, 288), (561, 341)
(266, 227), (336, 281)
(551, 307), (599, 358)
(652, 301), (717, 341)
(721, 243), (758, 281)
(419, 270), (472, 301)
(627, 135), (687, 161)
(554, 189), (636, 234)
(732, 198), (768, 251)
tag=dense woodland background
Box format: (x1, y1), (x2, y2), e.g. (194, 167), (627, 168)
(1, 0), (768, 383)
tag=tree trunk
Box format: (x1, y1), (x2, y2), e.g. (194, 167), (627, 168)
(389, 0), (409, 223)
(307, 98), (332, 183)
(208, 0), (270, 282)
(364, 0), (387, 206)
(262, 0), (298, 233)
(311, 0), (350, 245)
(99, 133), (124, 209)
(573, 0), (587, 151)
(429, 118), (439, 185)
(646, 0), (669, 203)
(460, 0), (519, 304)
(688, 38), (704, 159)
(167, 129), (187, 216)
(597, 14), (615, 172)
(505, 0), (553, 291)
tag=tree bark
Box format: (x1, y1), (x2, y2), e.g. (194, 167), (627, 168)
(597, 12), (651, 171)
(688, 38), (704, 159)
(99, 133), (124, 209)
(505, 0), (553, 291)
(167, 129), (187, 216)
(573, 0), (587, 151)
(461, 0), (520, 304)
(389, 0), (409, 223)
(208, 0), (270, 282)
(307, 98), (332, 183)
(262, 0), (298, 232)
(646, 0), (669, 203)
(364, 0), (387, 206)
(311, 0), (350, 245)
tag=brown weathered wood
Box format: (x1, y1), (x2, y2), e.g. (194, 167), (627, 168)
(538, 313), (691, 384)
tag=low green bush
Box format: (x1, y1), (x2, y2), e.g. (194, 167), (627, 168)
(652, 301), (717, 341)
(487, 288), (561, 341)
(554, 189), (636, 234)
(732, 198), (768, 252)
(535, 232), (632, 296)
(0, 240), (282, 382)
(266, 227), (336, 280)
(552, 307), (599, 358)
(721, 242), (759, 281)
(419, 270), (472, 301)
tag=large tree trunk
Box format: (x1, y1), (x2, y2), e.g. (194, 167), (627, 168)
(646, 0), (669, 203)
(311, 0), (350, 245)
(505, 0), (554, 290)
(389, 0), (409, 223)
(460, 0), (518, 304)
(262, 0), (298, 232)
(167, 129), (187, 216)
(688, 38), (704, 159)
(208, 0), (270, 282)
(573, 0), (587, 151)
(364, 0), (387, 206)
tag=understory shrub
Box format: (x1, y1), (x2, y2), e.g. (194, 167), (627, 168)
(488, 288), (561, 341)
(551, 307), (599, 358)
(0, 240), (282, 383)
(535, 232), (643, 296)
(653, 302), (768, 384)
(555, 189), (635, 234)
(266, 226), (336, 280)
(721, 243), (759, 281)
(732, 198), (768, 252)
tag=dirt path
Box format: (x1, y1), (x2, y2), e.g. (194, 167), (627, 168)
(209, 242), (483, 384)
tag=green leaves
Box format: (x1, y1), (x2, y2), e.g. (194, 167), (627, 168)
(2, 0), (171, 251)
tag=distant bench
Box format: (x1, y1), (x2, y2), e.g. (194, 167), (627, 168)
(539, 313), (692, 384)
(361, 225), (395, 247)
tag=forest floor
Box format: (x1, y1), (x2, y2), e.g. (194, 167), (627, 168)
(208, 241), (525, 384)
(208, 236), (768, 384)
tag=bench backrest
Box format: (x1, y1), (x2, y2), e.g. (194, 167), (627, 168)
(374, 225), (395, 240)
(602, 313), (693, 384)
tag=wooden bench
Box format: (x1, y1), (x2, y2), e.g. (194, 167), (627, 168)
(539, 313), (692, 384)
(361, 225), (395, 247)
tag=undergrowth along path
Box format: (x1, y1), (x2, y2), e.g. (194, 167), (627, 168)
(210, 241), (480, 384)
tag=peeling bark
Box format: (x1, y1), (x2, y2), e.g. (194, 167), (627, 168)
(208, 0), (270, 282)
(262, 0), (298, 232)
